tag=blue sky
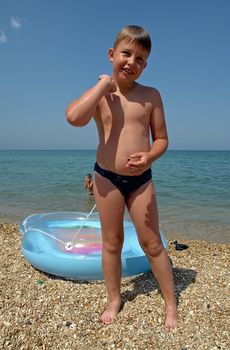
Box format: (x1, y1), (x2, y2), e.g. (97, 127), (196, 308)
(0, 0), (229, 150)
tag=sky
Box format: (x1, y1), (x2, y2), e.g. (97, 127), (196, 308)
(0, 0), (229, 150)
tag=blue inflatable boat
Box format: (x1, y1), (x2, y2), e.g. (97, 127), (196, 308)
(20, 211), (167, 280)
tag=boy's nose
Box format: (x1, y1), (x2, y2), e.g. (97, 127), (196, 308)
(127, 56), (135, 66)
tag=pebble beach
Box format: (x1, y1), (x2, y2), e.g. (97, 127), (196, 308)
(0, 223), (229, 350)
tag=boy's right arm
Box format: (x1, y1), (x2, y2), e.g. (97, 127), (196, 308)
(66, 75), (116, 127)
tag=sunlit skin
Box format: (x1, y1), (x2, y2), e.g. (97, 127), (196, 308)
(66, 38), (178, 330)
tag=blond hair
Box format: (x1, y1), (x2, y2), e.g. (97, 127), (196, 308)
(113, 25), (151, 54)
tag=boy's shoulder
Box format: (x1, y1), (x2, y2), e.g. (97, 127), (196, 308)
(136, 83), (162, 101)
(138, 82), (160, 93)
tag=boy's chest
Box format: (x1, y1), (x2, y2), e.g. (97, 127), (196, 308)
(99, 95), (152, 125)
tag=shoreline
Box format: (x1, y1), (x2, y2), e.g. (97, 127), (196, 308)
(1, 223), (229, 349)
(1, 207), (230, 245)
(1, 218), (229, 244)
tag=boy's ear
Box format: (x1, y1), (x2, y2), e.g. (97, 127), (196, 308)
(108, 48), (114, 62)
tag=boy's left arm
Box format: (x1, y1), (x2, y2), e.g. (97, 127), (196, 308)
(127, 89), (168, 174)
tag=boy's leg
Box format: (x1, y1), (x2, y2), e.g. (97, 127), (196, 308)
(126, 181), (178, 330)
(93, 172), (126, 324)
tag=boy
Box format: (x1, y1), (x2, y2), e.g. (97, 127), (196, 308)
(66, 25), (178, 330)
(84, 173), (94, 195)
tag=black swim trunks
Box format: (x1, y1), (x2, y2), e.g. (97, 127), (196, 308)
(94, 161), (152, 199)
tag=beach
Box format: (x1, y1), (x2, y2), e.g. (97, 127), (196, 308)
(1, 223), (229, 350)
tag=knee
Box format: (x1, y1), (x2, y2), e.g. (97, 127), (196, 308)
(140, 238), (163, 258)
(103, 236), (123, 255)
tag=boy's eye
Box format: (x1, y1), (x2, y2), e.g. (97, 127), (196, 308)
(122, 51), (130, 55)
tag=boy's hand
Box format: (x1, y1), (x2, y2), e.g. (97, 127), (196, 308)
(98, 74), (117, 93)
(126, 152), (153, 175)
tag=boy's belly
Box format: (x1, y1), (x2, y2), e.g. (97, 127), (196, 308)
(96, 142), (150, 176)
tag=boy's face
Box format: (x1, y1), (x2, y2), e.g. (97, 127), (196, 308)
(109, 40), (149, 83)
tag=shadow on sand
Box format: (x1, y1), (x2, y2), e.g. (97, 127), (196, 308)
(39, 264), (197, 308)
(121, 267), (197, 307)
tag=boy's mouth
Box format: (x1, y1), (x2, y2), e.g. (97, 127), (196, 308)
(121, 67), (134, 75)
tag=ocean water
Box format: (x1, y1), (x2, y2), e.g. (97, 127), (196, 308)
(0, 150), (229, 243)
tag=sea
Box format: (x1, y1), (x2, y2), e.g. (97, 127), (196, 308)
(0, 150), (229, 243)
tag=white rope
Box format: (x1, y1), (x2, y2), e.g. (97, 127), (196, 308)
(25, 227), (67, 246)
(67, 204), (97, 249)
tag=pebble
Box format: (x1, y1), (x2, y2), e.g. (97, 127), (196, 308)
(1, 223), (229, 350)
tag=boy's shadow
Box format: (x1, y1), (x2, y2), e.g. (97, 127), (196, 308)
(121, 267), (197, 307)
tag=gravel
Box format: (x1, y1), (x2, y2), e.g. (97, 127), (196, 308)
(0, 223), (229, 350)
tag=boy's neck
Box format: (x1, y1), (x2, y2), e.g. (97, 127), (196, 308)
(112, 75), (137, 94)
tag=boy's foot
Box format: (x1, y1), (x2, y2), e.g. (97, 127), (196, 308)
(100, 300), (121, 325)
(164, 305), (179, 331)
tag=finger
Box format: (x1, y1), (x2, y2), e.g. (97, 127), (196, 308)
(130, 152), (144, 158)
(129, 166), (142, 173)
(127, 164), (138, 169)
(128, 161), (142, 167)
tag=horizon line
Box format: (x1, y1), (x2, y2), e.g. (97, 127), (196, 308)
(0, 148), (229, 152)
